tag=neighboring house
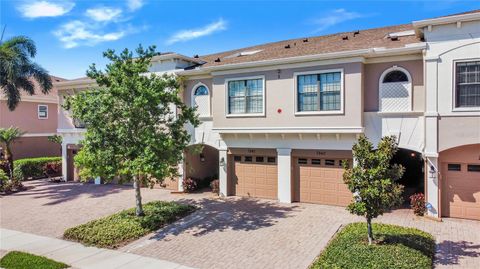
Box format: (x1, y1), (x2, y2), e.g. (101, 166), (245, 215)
(55, 10), (480, 221)
(0, 76), (65, 159)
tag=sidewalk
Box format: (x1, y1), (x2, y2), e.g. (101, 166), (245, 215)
(0, 228), (194, 269)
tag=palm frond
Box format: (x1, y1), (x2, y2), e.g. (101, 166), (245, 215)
(0, 36), (36, 58)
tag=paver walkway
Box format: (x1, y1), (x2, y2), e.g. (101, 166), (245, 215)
(0, 228), (194, 269)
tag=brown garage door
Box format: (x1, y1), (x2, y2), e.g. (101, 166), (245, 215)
(442, 163), (480, 220)
(231, 155), (278, 199)
(295, 158), (351, 206)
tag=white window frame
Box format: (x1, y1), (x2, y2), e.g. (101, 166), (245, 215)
(38, 104), (48, 119)
(294, 68), (345, 116)
(378, 66), (413, 112)
(225, 75), (266, 117)
(191, 82), (211, 118)
(452, 58), (480, 112)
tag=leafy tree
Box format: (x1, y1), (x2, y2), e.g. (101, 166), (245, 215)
(48, 135), (63, 154)
(343, 135), (404, 245)
(0, 127), (25, 178)
(0, 35), (52, 110)
(64, 45), (199, 216)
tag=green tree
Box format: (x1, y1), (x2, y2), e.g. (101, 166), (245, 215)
(0, 35), (52, 110)
(64, 45), (199, 216)
(0, 127), (24, 178)
(343, 135), (404, 245)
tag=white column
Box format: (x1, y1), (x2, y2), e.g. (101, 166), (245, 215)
(277, 148), (292, 203)
(218, 149), (228, 197)
(61, 141), (68, 182)
(424, 56), (440, 219)
(426, 156), (440, 218)
(177, 160), (184, 192)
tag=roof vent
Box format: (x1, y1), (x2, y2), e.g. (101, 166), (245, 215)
(342, 35), (349, 40)
(193, 54), (199, 58)
(285, 44), (291, 49)
(303, 38), (309, 42)
(390, 36), (399, 41)
(353, 30), (360, 36)
(214, 58), (221, 62)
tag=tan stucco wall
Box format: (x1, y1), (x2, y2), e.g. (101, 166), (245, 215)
(8, 137), (61, 160)
(201, 62), (363, 128)
(439, 143), (480, 163)
(0, 101), (58, 133)
(438, 116), (480, 152)
(363, 60), (424, 112)
(185, 145), (219, 180)
(183, 79), (213, 110)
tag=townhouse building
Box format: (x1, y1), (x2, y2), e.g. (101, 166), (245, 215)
(55, 10), (480, 220)
(0, 76), (64, 159)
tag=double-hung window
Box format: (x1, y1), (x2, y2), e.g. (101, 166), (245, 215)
(297, 70), (342, 113)
(38, 105), (48, 119)
(227, 77), (264, 115)
(456, 61), (480, 108)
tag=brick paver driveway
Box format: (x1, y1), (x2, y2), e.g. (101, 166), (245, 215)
(2, 180), (479, 268)
(0, 180), (210, 238)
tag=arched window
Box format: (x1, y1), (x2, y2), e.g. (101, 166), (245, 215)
(194, 86), (209, 96)
(379, 67), (412, 112)
(382, 70), (408, 83)
(192, 84), (210, 117)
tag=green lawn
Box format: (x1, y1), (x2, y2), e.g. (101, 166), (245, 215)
(0, 251), (69, 269)
(64, 201), (196, 248)
(312, 222), (435, 269)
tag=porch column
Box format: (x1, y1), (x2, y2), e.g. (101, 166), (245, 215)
(61, 141), (68, 182)
(277, 148), (292, 203)
(218, 149), (228, 197)
(426, 156), (440, 218)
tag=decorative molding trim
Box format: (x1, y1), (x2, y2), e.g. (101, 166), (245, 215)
(21, 133), (56, 137)
(212, 126), (364, 134)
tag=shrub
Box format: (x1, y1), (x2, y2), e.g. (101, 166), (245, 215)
(410, 193), (427, 216)
(64, 201), (196, 248)
(43, 162), (62, 177)
(312, 222), (435, 269)
(182, 177), (198, 193)
(13, 157), (61, 180)
(210, 179), (219, 194)
(0, 251), (69, 269)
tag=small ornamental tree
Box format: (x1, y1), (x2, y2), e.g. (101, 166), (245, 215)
(64, 45), (199, 216)
(342, 135), (404, 245)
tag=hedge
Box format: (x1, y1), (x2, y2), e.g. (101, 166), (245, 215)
(13, 157), (62, 181)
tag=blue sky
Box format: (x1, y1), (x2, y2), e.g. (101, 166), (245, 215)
(1, 0), (479, 79)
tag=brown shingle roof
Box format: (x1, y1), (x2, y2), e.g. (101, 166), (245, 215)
(198, 24), (421, 68)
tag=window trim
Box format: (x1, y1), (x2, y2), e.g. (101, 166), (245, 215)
(378, 66), (413, 112)
(38, 104), (48, 119)
(191, 82), (211, 118)
(452, 58), (480, 112)
(225, 75), (266, 117)
(293, 69), (345, 116)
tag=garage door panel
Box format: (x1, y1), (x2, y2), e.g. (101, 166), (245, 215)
(296, 158), (352, 207)
(232, 156), (277, 200)
(442, 161), (480, 220)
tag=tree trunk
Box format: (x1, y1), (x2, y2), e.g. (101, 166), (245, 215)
(5, 144), (13, 179)
(367, 217), (374, 245)
(133, 176), (144, 216)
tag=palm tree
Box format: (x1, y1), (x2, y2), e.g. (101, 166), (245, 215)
(0, 127), (24, 178)
(0, 35), (52, 110)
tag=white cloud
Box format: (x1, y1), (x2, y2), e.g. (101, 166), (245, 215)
(166, 19), (227, 45)
(54, 20), (126, 48)
(127, 0), (144, 11)
(311, 9), (365, 32)
(86, 7), (122, 22)
(17, 0), (75, 18)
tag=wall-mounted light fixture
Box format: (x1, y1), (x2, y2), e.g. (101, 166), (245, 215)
(200, 153), (205, 162)
(219, 157), (226, 167)
(429, 165), (436, 178)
